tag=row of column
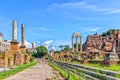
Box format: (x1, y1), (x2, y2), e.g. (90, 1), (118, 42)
(72, 36), (82, 52)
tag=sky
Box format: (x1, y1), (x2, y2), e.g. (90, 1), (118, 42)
(0, 0), (120, 50)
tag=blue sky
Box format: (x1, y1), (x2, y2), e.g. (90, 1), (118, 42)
(0, 0), (120, 49)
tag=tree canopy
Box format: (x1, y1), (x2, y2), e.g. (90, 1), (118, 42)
(34, 46), (48, 58)
(101, 29), (115, 37)
(58, 45), (70, 51)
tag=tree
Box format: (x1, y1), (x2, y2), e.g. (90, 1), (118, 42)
(94, 32), (98, 35)
(101, 32), (106, 36)
(63, 45), (70, 51)
(59, 45), (64, 50)
(101, 29), (116, 37)
(74, 43), (81, 51)
(36, 46), (48, 58)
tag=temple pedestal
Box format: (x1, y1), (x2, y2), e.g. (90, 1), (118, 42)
(10, 41), (19, 50)
(101, 50), (119, 66)
(20, 46), (26, 54)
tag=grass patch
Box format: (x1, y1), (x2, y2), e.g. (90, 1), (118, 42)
(81, 63), (120, 71)
(72, 61), (120, 78)
(72, 61), (120, 71)
(48, 62), (82, 80)
(0, 62), (37, 80)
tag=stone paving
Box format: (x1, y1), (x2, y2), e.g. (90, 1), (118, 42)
(5, 63), (58, 80)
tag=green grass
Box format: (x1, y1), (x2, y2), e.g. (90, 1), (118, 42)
(48, 62), (82, 80)
(81, 63), (120, 71)
(0, 62), (37, 80)
(72, 61), (120, 78)
(57, 60), (120, 78)
(72, 61), (120, 71)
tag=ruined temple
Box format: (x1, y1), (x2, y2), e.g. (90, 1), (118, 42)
(84, 30), (120, 58)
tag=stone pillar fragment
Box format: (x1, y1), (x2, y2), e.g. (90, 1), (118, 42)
(0, 33), (3, 42)
(80, 36), (82, 52)
(10, 20), (19, 51)
(76, 37), (78, 52)
(72, 36), (74, 52)
(21, 24), (25, 46)
(20, 24), (26, 54)
(12, 20), (17, 41)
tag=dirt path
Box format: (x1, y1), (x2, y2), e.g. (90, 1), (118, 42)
(5, 63), (59, 80)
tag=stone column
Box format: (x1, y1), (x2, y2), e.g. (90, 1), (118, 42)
(21, 24), (25, 46)
(80, 36), (82, 52)
(76, 37), (78, 52)
(0, 33), (3, 42)
(72, 36), (74, 52)
(12, 20), (17, 41)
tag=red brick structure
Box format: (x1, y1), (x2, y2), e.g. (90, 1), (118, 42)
(84, 30), (120, 58)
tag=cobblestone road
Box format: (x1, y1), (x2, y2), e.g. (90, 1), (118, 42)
(5, 63), (57, 80)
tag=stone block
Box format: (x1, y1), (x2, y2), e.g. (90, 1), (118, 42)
(24, 54), (30, 64)
(14, 53), (24, 65)
(80, 59), (89, 64)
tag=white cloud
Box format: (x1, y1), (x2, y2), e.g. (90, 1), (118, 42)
(25, 41), (32, 48)
(42, 40), (53, 49)
(106, 9), (120, 14)
(78, 27), (100, 32)
(42, 40), (53, 46)
(36, 41), (41, 44)
(61, 1), (113, 12)
(50, 46), (56, 51)
(36, 27), (49, 31)
(33, 27), (56, 31)
(90, 27), (100, 31)
(50, 40), (71, 51)
(47, 1), (120, 19)
(34, 40), (71, 51)
(73, 17), (90, 20)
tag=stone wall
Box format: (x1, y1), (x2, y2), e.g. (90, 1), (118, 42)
(24, 54), (30, 64)
(14, 53), (24, 65)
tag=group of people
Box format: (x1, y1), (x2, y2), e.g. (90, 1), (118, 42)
(38, 58), (46, 64)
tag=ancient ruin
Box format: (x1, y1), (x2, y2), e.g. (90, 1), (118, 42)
(51, 29), (120, 66)
(0, 20), (30, 68)
(101, 41), (119, 66)
(72, 32), (82, 52)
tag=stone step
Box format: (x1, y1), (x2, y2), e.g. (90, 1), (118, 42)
(54, 61), (120, 80)
(53, 62), (99, 80)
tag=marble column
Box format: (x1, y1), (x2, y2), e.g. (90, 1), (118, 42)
(12, 20), (17, 41)
(80, 36), (82, 52)
(72, 36), (74, 52)
(21, 24), (25, 46)
(76, 37), (78, 52)
(0, 33), (3, 42)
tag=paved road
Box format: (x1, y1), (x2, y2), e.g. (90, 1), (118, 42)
(5, 63), (57, 80)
